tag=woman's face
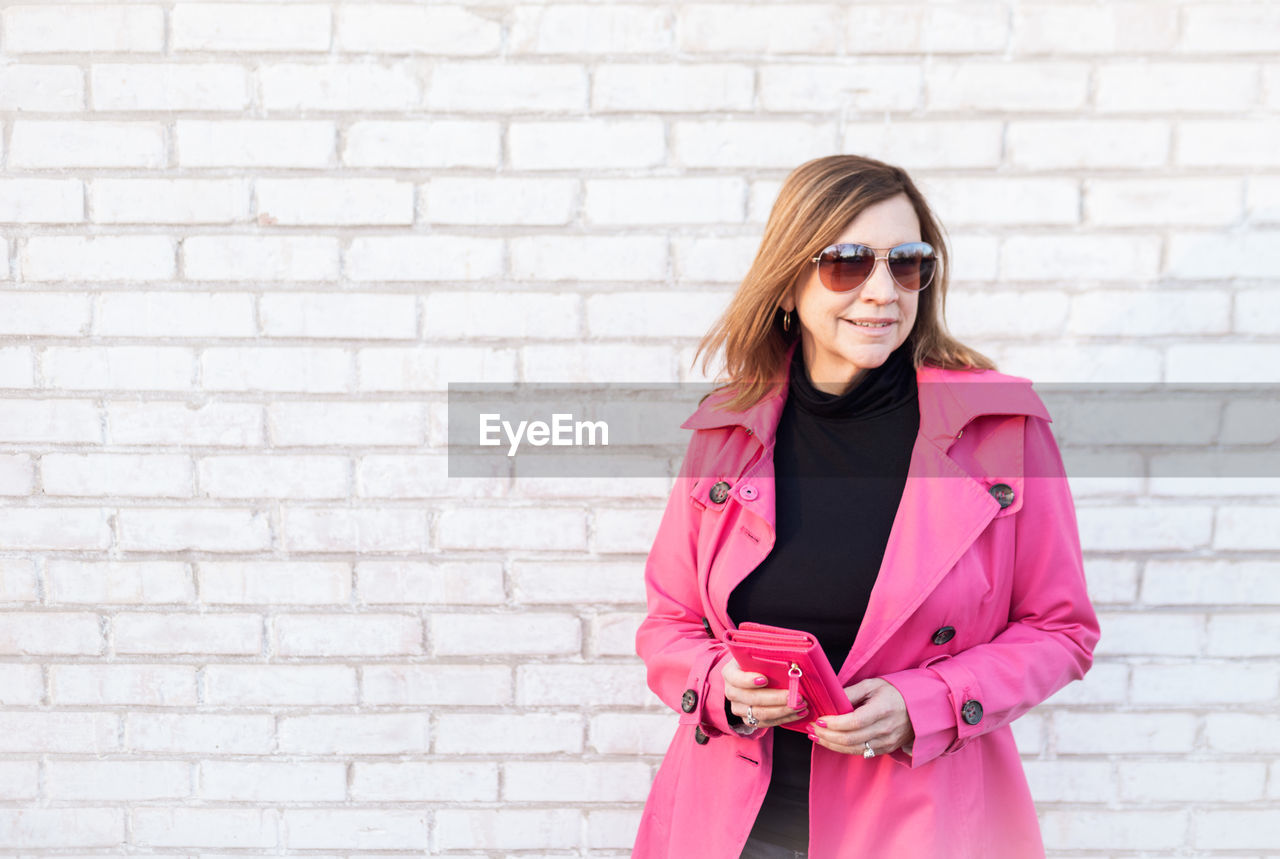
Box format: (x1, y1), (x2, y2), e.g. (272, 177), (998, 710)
(784, 193), (923, 396)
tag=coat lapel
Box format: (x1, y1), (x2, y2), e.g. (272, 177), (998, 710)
(680, 340), (1052, 680)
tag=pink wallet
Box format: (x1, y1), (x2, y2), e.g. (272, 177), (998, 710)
(722, 621), (853, 733)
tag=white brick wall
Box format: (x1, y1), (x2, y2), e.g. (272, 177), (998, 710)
(1, 1), (1276, 855)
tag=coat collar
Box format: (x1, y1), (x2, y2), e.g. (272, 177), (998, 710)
(681, 339), (1050, 447)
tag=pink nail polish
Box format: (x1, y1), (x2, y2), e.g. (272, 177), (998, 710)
(816, 720), (827, 727)
(754, 677), (768, 686)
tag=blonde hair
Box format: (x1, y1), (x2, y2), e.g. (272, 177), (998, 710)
(692, 154), (996, 412)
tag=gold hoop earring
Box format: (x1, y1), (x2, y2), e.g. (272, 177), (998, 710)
(783, 310), (791, 332)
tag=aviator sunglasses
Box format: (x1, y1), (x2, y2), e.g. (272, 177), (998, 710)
(811, 241), (937, 293)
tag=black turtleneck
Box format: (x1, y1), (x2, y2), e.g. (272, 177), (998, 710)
(726, 339), (920, 851)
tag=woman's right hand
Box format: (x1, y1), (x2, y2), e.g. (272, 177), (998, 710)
(721, 657), (810, 729)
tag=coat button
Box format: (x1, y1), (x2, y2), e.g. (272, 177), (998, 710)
(694, 725), (710, 744)
(988, 483), (1015, 509)
(931, 626), (956, 645)
(702, 616), (713, 637)
(961, 699), (983, 725)
(681, 688), (698, 713)
(740, 485), (758, 501)
(709, 481), (731, 504)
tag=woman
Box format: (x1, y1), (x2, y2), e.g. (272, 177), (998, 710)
(632, 155), (1100, 859)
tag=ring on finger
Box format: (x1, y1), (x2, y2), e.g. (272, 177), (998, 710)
(745, 705), (758, 727)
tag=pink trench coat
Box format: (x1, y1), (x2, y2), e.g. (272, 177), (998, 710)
(632, 341), (1101, 859)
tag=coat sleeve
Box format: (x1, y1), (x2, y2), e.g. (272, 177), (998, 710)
(879, 414), (1101, 768)
(635, 428), (763, 740)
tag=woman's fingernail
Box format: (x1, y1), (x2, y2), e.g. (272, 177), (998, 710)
(816, 720), (827, 727)
(754, 676), (768, 686)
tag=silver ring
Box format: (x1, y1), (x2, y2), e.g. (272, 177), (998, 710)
(745, 705), (759, 727)
(863, 741), (875, 758)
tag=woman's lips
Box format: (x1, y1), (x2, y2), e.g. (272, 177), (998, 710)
(842, 319), (896, 335)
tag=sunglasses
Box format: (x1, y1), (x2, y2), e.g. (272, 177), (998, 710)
(811, 241), (937, 293)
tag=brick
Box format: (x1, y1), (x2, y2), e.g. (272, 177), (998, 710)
(509, 119), (664, 169)
(42, 453), (191, 498)
(43, 346), (194, 391)
(1055, 711), (1196, 754)
(91, 64), (249, 111)
(587, 291), (727, 338)
(1143, 560), (1280, 606)
(283, 507), (429, 553)
(590, 712), (678, 755)
(282, 809), (426, 849)
(0, 508), (110, 550)
(183, 235), (339, 282)
(362, 664), (511, 707)
(338, 5), (500, 54)
(133, 808), (276, 848)
(350, 762), (498, 801)
(762, 63), (922, 112)
(508, 235), (667, 283)
(357, 345), (518, 391)
(199, 561), (350, 606)
(518, 663), (649, 707)
(434, 808), (579, 851)
(0, 664), (44, 706)
(1181, 4), (1280, 53)
(424, 291), (579, 338)
(356, 560), (505, 606)
(1098, 62), (1255, 113)
(199, 454), (347, 498)
(673, 120), (837, 167)
(205, 665), (357, 706)
(46, 561), (193, 605)
(1001, 234), (1161, 281)
(677, 5), (837, 53)
(0, 64), (84, 111)
(202, 348), (351, 394)
(113, 613), (261, 655)
(509, 5), (670, 54)
(257, 177), (413, 226)
(91, 179), (248, 224)
(503, 761), (651, 802)
(260, 292), (416, 339)
(0, 179), (84, 224)
(344, 120), (500, 168)
(107, 401), (263, 446)
(268, 401), (423, 446)
(199, 761), (345, 801)
(118, 508), (270, 552)
(585, 177), (745, 224)
(1023, 759), (1116, 803)
(0, 761), (40, 800)
(0, 560), (40, 604)
(927, 61), (1089, 111)
(2, 5), (163, 53)
(435, 712), (582, 755)
(50, 664), (196, 705)
(432, 612), (580, 656)
(9, 121), (164, 168)
(1205, 712), (1280, 754)
(1008, 119), (1168, 169)
(1206, 613), (1280, 657)
(0, 808), (123, 848)
(176, 120), (335, 168)
(1013, 4), (1176, 53)
(1179, 119), (1280, 168)
(0, 712), (119, 754)
(277, 713), (429, 754)
(1194, 810), (1280, 850)
(1041, 809), (1187, 851)
(1131, 662), (1278, 705)
(438, 507), (587, 552)
(846, 120), (1002, 169)
(23, 235), (174, 282)
(593, 64), (753, 111)
(171, 3), (329, 52)
(425, 176), (576, 225)
(276, 613), (423, 657)
(426, 63), (586, 112)
(97, 291), (254, 337)
(126, 713), (275, 754)
(1119, 760), (1265, 802)
(346, 235), (502, 282)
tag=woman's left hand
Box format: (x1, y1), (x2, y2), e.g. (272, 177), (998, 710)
(805, 678), (915, 757)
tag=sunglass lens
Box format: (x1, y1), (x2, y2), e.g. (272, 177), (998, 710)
(888, 243), (936, 291)
(818, 245), (875, 292)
